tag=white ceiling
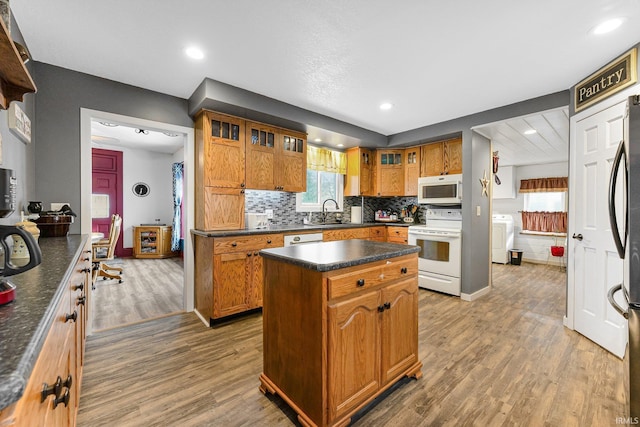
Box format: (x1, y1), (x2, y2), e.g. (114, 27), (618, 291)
(91, 120), (185, 154)
(10, 1), (640, 164)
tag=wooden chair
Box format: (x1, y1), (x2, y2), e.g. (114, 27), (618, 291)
(92, 214), (123, 285)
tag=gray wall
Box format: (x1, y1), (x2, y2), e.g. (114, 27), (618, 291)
(0, 14), (35, 225)
(31, 62), (192, 233)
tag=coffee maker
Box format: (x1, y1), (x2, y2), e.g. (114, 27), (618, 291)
(0, 168), (43, 305)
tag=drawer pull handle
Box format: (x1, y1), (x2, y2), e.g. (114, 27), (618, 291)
(267, 239), (272, 244)
(61, 374), (73, 389)
(65, 311), (77, 323)
(384, 302), (391, 310)
(41, 376), (62, 402)
(356, 279), (365, 287)
(53, 388), (70, 409)
(232, 242), (237, 247)
(378, 305), (385, 312)
(254, 252), (259, 256)
(83, 257), (90, 261)
(401, 267), (408, 274)
(72, 283), (84, 291)
(77, 296), (86, 306)
(81, 268), (91, 274)
(247, 252), (252, 257)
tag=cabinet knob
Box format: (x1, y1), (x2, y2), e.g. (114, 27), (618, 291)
(77, 296), (86, 306)
(384, 302), (391, 310)
(401, 267), (408, 274)
(254, 252), (259, 256)
(81, 268), (91, 274)
(240, 189), (245, 194)
(240, 182), (245, 188)
(267, 239), (272, 244)
(65, 310), (78, 323)
(83, 257), (90, 261)
(247, 252), (252, 257)
(61, 374), (73, 389)
(53, 388), (70, 409)
(72, 283), (84, 291)
(378, 305), (385, 312)
(357, 279), (365, 287)
(231, 242), (237, 247)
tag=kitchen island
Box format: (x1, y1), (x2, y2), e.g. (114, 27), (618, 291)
(259, 239), (422, 427)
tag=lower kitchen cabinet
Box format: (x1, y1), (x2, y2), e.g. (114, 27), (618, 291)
(386, 226), (408, 244)
(368, 226), (385, 242)
(194, 233), (283, 323)
(260, 250), (422, 427)
(323, 227), (371, 241)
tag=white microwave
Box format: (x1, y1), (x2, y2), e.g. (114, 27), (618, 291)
(417, 174), (463, 205)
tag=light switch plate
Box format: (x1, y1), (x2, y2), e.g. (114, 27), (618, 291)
(476, 206), (481, 216)
(265, 209), (274, 219)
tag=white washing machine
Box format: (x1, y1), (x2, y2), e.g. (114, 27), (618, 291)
(492, 214), (514, 264)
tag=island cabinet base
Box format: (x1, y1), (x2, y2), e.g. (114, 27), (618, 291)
(259, 252), (422, 427)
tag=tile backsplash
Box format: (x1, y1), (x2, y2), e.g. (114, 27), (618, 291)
(245, 190), (422, 225)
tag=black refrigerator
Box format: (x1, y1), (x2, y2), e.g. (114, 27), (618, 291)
(608, 95), (640, 417)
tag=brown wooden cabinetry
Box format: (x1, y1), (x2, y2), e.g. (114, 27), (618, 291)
(195, 111), (246, 230)
(278, 130), (307, 192)
(344, 147), (373, 196)
(323, 227), (370, 241)
(375, 150), (405, 196)
(133, 225), (176, 259)
(368, 226), (385, 242)
(0, 18), (36, 110)
(420, 137), (462, 176)
(386, 226), (408, 244)
(1, 239), (91, 426)
(194, 233), (284, 322)
(260, 251), (422, 427)
(404, 147), (421, 195)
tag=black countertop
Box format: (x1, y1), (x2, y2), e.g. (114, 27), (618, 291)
(0, 235), (88, 410)
(191, 221), (415, 238)
(260, 239), (419, 272)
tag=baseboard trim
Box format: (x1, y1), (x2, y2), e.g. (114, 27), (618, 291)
(460, 286), (491, 301)
(194, 308), (209, 327)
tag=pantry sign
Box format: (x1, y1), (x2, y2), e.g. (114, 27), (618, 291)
(574, 48), (637, 112)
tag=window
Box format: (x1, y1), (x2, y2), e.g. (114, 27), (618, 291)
(296, 170), (343, 212)
(524, 192), (566, 212)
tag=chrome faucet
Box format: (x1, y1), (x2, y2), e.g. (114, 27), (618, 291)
(321, 198), (340, 223)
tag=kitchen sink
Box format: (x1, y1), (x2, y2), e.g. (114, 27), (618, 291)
(305, 221), (343, 227)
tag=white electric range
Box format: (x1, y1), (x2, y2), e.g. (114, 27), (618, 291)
(408, 208), (462, 296)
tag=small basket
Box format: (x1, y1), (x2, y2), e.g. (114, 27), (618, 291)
(550, 246), (565, 257)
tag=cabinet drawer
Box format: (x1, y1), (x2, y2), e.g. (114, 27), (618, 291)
(380, 255), (418, 282)
(386, 226), (408, 239)
(368, 227), (385, 239)
(324, 228), (369, 242)
(328, 265), (385, 299)
(214, 234), (283, 254)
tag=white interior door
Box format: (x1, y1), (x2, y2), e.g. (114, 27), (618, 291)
(571, 100), (627, 358)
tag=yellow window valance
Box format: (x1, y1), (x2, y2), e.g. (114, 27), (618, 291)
(519, 177), (568, 193)
(307, 145), (347, 174)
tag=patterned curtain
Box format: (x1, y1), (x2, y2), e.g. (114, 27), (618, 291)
(519, 177), (568, 193)
(521, 211), (567, 233)
(307, 145), (347, 174)
(171, 162), (184, 251)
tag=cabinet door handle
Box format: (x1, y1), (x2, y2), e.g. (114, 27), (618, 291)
(53, 388), (70, 409)
(231, 242), (237, 247)
(384, 302), (391, 310)
(254, 252), (259, 256)
(247, 252), (252, 257)
(77, 296), (86, 306)
(267, 239), (272, 244)
(83, 257), (90, 261)
(65, 311), (77, 323)
(240, 189), (245, 194)
(357, 279), (365, 287)
(240, 182), (245, 188)
(41, 376), (62, 402)
(61, 374), (73, 389)
(72, 283), (84, 291)
(378, 305), (385, 312)
(401, 267), (408, 274)
(81, 268), (91, 274)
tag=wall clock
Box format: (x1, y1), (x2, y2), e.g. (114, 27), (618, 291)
(132, 182), (150, 197)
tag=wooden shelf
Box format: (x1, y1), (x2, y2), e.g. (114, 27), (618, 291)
(0, 17), (36, 110)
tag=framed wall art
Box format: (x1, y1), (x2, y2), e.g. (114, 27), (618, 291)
(8, 103), (31, 143)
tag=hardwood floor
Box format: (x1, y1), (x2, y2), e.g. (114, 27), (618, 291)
(78, 262), (627, 426)
(91, 257), (184, 331)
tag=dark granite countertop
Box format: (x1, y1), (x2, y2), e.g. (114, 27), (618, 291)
(191, 221), (415, 238)
(0, 235), (88, 410)
(260, 239), (419, 272)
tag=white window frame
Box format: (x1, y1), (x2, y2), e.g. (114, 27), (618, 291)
(296, 171), (344, 212)
(523, 191), (568, 212)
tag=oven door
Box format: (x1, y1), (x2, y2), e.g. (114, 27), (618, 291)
(408, 229), (461, 278)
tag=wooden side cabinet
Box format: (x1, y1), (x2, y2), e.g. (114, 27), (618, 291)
(133, 225), (176, 259)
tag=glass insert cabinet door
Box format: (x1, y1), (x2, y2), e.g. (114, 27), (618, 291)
(139, 230), (158, 254)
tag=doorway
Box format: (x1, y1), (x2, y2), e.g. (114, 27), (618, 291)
(473, 107), (570, 305)
(80, 109), (195, 334)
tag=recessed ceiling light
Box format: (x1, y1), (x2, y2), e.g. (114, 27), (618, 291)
(185, 46), (204, 60)
(379, 102), (393, 111)
(337, 143), (344, 147)
(524, 129), (537, 135)
(314, 138), (322, 142)
(592, 18), (624, 35)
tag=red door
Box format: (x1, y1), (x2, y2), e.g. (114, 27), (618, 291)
(92, 148), (125, 257)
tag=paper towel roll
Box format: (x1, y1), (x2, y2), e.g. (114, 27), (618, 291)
(351, 206), (362, 224)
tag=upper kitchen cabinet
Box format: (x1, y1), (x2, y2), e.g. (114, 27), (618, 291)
(195, 110), (246, 230)
(201, 110), (246, 189)
(375, 149), (404, 196)
(0, 19), (36, 109)
(420, 137), (462, 177)
(245, 122), (306, 192)
(404, 147), (420, 196)
(345, 147), (373, 196)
